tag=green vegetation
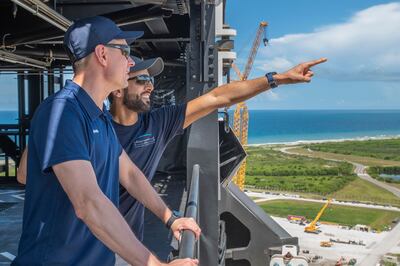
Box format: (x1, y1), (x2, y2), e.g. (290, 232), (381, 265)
(329, 178), (400, 207)
(259, 199), (400, 230)
(289, 146), (400, 167)
(245, 146), (356, 194)
(305, 138), (400, 162)
(245, 144), (400, 206)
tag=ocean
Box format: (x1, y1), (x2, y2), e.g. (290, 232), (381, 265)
(232, 109), (400, 144)
(1, 110), (400, 144)
(0, 111), (19, 125)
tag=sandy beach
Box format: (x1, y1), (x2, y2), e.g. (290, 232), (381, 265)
(247, 135), (400, 147)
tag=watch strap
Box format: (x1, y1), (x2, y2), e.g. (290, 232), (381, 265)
(166, 210), (182, 229)
(265, 72), (278, 88)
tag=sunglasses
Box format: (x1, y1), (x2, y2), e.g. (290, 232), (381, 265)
(128, 74), (154, 85)
(103, 44), (130, 58)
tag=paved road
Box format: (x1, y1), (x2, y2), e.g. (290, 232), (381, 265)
(353, 162), (400, 198)
(246, 191), (400, 212)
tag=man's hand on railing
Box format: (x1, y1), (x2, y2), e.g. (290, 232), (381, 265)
(162, 258), (199, 266)
(171, 217), (201, 241)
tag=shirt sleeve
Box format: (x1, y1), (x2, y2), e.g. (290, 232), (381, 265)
(152, 103), (187, 143)
(31, 99), (90, 173)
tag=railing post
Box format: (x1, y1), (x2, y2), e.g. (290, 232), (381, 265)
(179, 164), (200, 259)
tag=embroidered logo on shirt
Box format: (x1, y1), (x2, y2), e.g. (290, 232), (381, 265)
(134, 133), (155, 148)
(93, 129), (99, 133)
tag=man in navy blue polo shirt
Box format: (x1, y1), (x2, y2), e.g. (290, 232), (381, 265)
(13, 16), (200, 266)
(108, 55), (327, 241)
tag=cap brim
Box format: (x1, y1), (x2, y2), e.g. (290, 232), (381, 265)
(130, 57), (164, 76)
(115, 30), (144, 44)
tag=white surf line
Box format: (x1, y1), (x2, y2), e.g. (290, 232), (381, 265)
(11, 194), (25, 200)
(0, 252), (15, 261)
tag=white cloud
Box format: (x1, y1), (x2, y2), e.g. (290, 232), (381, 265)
(265, 90), (280, 101)
(255, 2), (400, 81)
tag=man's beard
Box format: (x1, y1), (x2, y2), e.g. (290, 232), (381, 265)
(122, 88), (151, 113)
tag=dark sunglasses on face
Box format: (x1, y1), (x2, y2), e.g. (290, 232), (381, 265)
(128, 75), (154, 85)
(103, 44), (131, 58)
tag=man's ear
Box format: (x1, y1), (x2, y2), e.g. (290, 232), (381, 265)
(94, 45), (107, 67)
(112, 89), (123, 99)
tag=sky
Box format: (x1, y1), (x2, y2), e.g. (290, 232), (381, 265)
(225, 0), (400, 110)
(0, 1), (399, 110)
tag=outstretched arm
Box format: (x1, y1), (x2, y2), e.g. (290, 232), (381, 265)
(183, 58), (327, 128)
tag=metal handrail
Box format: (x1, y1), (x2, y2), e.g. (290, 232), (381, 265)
(179, 164), (200, 259)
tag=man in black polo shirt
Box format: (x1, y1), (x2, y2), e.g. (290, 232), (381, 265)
(108, 55), (327, 241)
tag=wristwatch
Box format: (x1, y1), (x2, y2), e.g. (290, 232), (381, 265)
(265, 72), (278, 88)
(166, 210), (182, 229)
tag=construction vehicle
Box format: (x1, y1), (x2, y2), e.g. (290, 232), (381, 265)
(304, 199), (332, 233)
(231, 21), (268, 190)
(320, 241), (333, 247)
(287, 215), (306, 224)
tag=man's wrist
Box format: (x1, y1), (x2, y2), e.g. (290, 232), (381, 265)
(165, 210), (182, 229)
(163, 209), (173, 225)
(273, 73), (290, 86)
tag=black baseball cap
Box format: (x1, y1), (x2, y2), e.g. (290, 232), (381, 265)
(130, 56), (164, 76)
(64, 16), (143, 63)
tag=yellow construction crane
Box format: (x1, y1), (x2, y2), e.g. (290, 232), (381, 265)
(231, 21), (268, 190)
(304, 199), (332, 234)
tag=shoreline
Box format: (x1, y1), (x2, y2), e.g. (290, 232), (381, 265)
(247, 134), (400, 147)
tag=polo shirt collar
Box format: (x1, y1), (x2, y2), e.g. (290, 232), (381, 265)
(65, 80), (104, 121)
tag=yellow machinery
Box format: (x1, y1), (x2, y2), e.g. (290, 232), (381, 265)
(231, 21), (268, 190)
(320, 241), (333, 247)
(304, 199), (332, 234)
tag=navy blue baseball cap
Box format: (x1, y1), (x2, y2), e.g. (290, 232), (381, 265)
(64, 16), (144, 63)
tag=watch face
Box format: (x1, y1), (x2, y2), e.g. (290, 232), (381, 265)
(266, 72), (278, 88)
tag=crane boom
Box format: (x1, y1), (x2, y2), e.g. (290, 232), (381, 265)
(304, 199), (332, 233)
(232, 21), (268, 190)
(242, 21), (268, 80)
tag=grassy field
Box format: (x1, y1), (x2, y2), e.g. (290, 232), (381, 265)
(245, 146), (356, 194)
(245, 145), (400, 205)
(288, 146), (400, 167)
(305, 138), (400, 162)
(259, 199), (400, 230)
(329, 178), (400, 207)
(247, 175), (356, 195)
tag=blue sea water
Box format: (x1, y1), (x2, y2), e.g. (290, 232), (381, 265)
(239, 110), (400, 144)
(1, 110), (400, 144)
(0, 110), (18, 124)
